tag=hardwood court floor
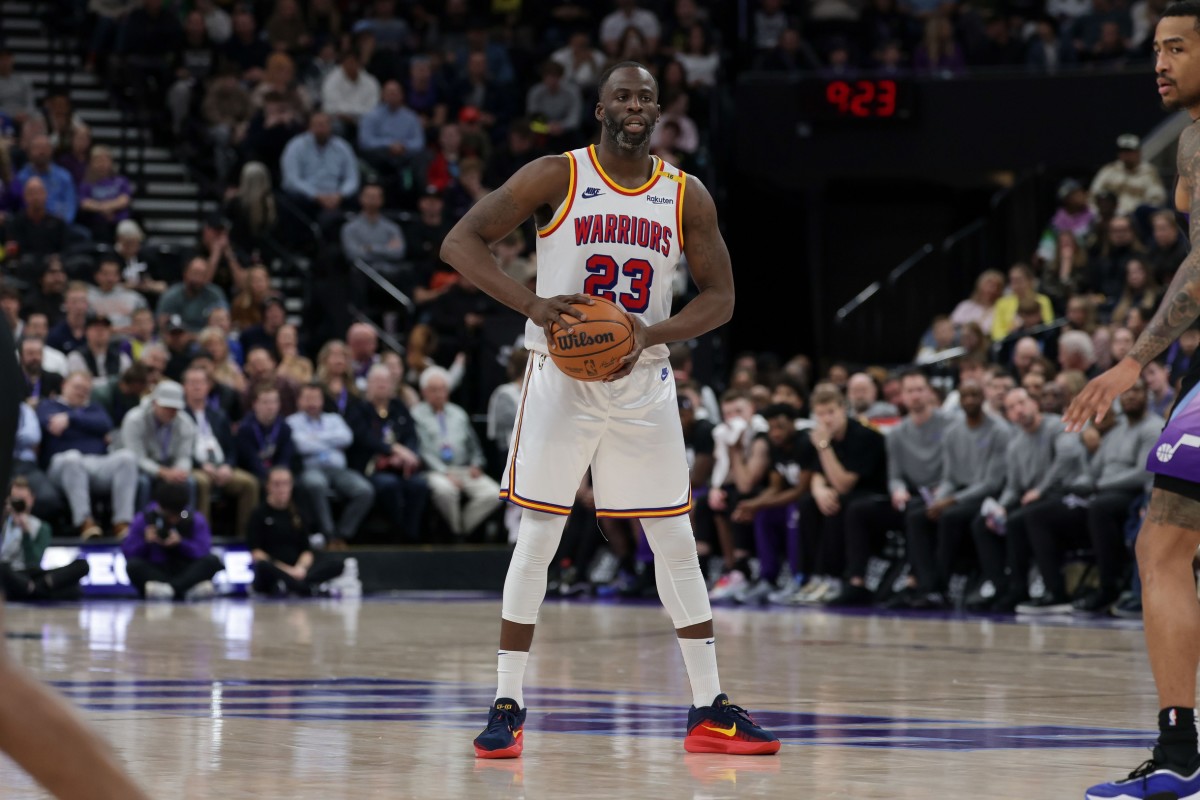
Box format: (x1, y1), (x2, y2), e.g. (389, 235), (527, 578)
(0, 595), (1163, 799)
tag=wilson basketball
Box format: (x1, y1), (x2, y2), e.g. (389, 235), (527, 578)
(547, 296), (635, 381)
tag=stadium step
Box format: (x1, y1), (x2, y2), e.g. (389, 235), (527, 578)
(132, 198), (218, 216)
(144, 218), (202, 235)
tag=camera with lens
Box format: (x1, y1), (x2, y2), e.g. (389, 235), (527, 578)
(151, 509), (193, 541)
(10, 498), (27, 514)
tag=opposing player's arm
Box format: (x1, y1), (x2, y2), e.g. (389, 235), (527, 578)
(440, 156), (594, 335)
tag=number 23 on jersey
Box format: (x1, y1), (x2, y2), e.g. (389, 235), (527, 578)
(584, 254), (654, 314)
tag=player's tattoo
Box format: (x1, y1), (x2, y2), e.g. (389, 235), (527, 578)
(1130, 126), (1200, 366)
(468, 185), (522, 233)
(1145, 488), (1200, 529)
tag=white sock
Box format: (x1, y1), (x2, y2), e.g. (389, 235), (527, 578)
(496, 650), (529, 708)
(678, 637), (722, 707)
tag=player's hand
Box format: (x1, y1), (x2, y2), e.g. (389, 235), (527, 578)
(532, 294), (594, 345)
(604, 314), (647, 382)
(1064, 357), (1141, 432)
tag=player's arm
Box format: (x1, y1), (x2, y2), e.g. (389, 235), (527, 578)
(1066, 127), (1200, 431)
(440, 156), (594, 338)
(606, 176), (734, 381)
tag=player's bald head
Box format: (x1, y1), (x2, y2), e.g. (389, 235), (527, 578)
(597, 61), (658, 101)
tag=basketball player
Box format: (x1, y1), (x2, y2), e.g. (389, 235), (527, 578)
(0, 316), (150, 797)
(441, 61), (779, 758)
(1067, 4), (1200, 797)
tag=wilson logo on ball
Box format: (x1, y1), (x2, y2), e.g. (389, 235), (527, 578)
(555, 331), (616, 351)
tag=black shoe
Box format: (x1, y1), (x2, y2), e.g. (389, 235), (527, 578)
(1072, 588), (1120, 615)
(823, 583), (873, 607)
(879, 587), (920, 610)
(964, 581), (997, 611)
(908, 591), (948, 610)
(989, 587), (1028, 613)
(1015, 594), (1074, 615)
(1110, 591), (1143, 619)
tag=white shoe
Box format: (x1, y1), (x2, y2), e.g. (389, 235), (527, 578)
(798, 577), (841, 606)
(792, 576), (828, 605)
(144, 581), (175, 601)
(184, 580), (216, 602)
(341, 557), (359, 581)
(768, 579), (806, 605)
(708, 570), (748, 602)
(735, 579), (775, 605)
(309, 533), (328, 551)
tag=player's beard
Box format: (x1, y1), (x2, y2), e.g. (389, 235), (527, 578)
(603, 111), (656, 151)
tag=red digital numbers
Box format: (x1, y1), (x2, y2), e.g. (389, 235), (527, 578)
(824, 79), (898, 118)
(583, 254), (654, 313)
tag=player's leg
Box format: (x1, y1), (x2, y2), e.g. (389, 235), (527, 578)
(1086, 488), (1200, 799)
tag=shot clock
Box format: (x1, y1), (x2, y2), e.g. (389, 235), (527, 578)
(799, 78), (915, 122)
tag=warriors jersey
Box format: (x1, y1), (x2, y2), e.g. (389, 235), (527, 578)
(524, 144), (687, 362)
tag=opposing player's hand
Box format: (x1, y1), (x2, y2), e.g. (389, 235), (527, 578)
(532, 294), (594, 344)
(604, 313), (647, 382)
(1063, 358), (1141, 432)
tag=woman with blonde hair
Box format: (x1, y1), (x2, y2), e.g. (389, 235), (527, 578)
(250, 52), (312, 116)
(403, 323), (465, 391)
(225, 161), (277, 252)
(230, 266), (275, 331)
(78, 143), (132, 242)
(316, 339), (358, 414)
(198, 327), (247, 393)
(276, 323), (314, 384)
(950, 269), (1005, 333)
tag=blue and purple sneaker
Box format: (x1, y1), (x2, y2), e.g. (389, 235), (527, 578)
(1086, 751), (1200, 799)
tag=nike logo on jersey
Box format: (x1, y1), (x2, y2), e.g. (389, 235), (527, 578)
(661, 367), (669, 381)
(581, 187), (604, 198)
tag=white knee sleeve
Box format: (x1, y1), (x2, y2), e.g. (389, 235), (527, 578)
(641, 515), (712, 629)
(501, 510), (568, 624)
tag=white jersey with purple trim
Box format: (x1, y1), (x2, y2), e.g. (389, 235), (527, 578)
(524, 144), (686, 362)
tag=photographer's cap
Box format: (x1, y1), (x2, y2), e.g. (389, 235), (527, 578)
(151, 380), (185, 410)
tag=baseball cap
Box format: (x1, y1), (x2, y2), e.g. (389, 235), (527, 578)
(1057, 178), (1083, 201)
(166, 314), (187, 332)
(1116, 133), (1141, 151)
(85, 312), (112, 328)
(204, 213), (230, 231)
(151, 380), (185, 410)
(458, 105), (481, 124)
(421, 184), (444, 199)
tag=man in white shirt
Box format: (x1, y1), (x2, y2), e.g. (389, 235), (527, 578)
(87, 258), (147, 335)
(321, 51), (381, 131)
(599, 0), (662, 55)
(21, 315), (67, 377)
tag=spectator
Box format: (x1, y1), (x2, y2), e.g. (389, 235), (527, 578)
(12, 403), (65, 520)
(224, 162), (277, 253)
(46, 282), (91, 356)
(288, 382), (375, 548)
(241, 346), (298, 416)
(120, 481), (222, 601)
(138, 341), (169, 388)
(1146, 209), (1189, 285)
(552, 31), (607, 93)
(487, 347), (528, 459)
(88, 257), (147, 335)
(1144, 358), (1175, 417)
(77, 145), (131, 241)
(0, 45), (35, 123)
(312, 339), (357, 416)
(484, 118), (539, 191)
(452, 52), (510, 135)
(341, 183), (407, 285)
(203, 73), (255, 185)
(236, 383), (296, 483)
(357, 80), (425, 180)
(1058, 329), (1100, 378)
(250, 54), (312, 118)
(65, 314), (131, 381)
(220, 6), (271, 82)
(181, 366), (258, 538)
(41, 89), (86, 158)
(197, 326), (246, 394)
(161, 315), (201, 381)
(346, 323), (380, 390)
(1050, 178), (1096, 240)
(350, 364), (429, 540)
(1111, 257), (1160, 326)
(1089, 214), (1144, 306)
(526, 61), (582, 151)
(1091, 134), (1166, 216)
(247, 467), (355, 596)
(758, 27), (822, 72)
(276, 324), (314, 384)
(20, 334), (66, 399)
(265, 0), (312, 54)
(4, 177), (67, 264)
(193, 214), (245, 301)
(120, 380), (196, 511)
(230, 266), (276, 332)
(1040, 230), (1091, 306)
(969, 387), (1086, 612)
(897, 379), (1010, 608)
(1027, 17), (1074, 72)
(321, 51), (380, 131)
(307, 0), (342, 49)
(156, 257), (230, 334)
(425, 124), (470, 196)
(754, 0), (790, 51)
(792, 384), (888, 604)
(166, 11), (218, 136)
(128, 309), (159, 362)
(404, 56), (447, 129)
(56, 125), (92, 187)
(1021, 379), (1161, 613)
(280, 112), (360, 225)
(600, 0), (662, 55)
(21, 260), (67, 328)
(40, 371), (138, 538)
(114, 219), (168, 297)
(991, 263), (1054, 341)
(0, 477), (88, 601)
(677, 25), (720, 88)
(913, 14), (966, 75)
(846, 372), (899, 420)
(653, 91), (700, 155)
(90, 362), (150, 432)
(412, 366), (500, 538)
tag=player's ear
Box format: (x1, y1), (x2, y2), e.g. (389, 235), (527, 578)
(595, 102), (604, 122)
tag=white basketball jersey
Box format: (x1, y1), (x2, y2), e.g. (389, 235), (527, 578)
(525, 144), (686, 361)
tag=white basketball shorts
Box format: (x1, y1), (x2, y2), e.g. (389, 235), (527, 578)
(499, 352), (692, 519)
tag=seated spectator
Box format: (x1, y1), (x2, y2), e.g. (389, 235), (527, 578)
(321, 51), (380, 132)
(452, 52), (511, 136)
(248, 467), (356, 596)
(127, 308), (159, 362)
(162, 316), (201, 381)
(77, 146), (131, 242)
(914, 13), (966, 74)
(1021, 378), (1161, 614)
(265, 0), (312, 54)
(236, 383), (297, 483)
(349, 364), (429, 540)
(1144, 358), (1175, 418)
(276, 324), (314, 384)
(0, 44), (35, 123)
(12, 401), (65, 520)
(552, 31), (607, 93)
(182, 366), (258, 538)
(197, 326), (246, 394)
(315, 339), (359, 415)
(1050, 179), (1095, 240)
(412, 366), (500, 538)
(915, 315), (957, 364)
(193, 214), (246, 301)
(487, 348), (528, 462)
(525, 61), (581, 152)
(5, 177), (67, 265)
(600, 0), (662, 55)
(1146, 209), (1189, 285)
(280, 112), (360, 226)
(11, 135), (77, 224)
(757, 27), (821, 72)
(344, 323), (378, 388)
(55, 125), (92, 188)
(238, 296), (286, 357)
(991, 263), (1054, 341)
(156, 257), (230, 333)
(120, 481), (223, 601)
(484, 118), (539, 190)
(22, 259), (67, 327)
(242, 347), (299, 416)
(341, 183), (407, 284)
(65, 314), (132, 381)
(40, 371), (139, 538)
(287, 382), (375, 548)
(224, 162), (277, 254)
(653, 91), (699, 155)
(90, 363), (150, 432)
(120, 380), (196, 512)
(1040, 230), (1090, 307)
(138, 341), (169, 388)
(249, 52), (312, 117)
(404, 56), (446, 129)
(206, 304), (244, 368)
(237, 89), (302, 187)
(1111, 257), (1160, 327)
(0, 478), (88, 601)
(165, 11), (218, 137)
(47, 282), (91, 357)
(114, 219), (168, 297)
(846, 372), (899, 420)
(221, 5), (271, 82)
(1058, 329), (1101, 378)
(425, 124), (469, 195)
(229, 266), (276, 332)
(1089, 214), (1144, 308)
(88, 257), (147, 335)
(1089, 134), (1167, 217)
(203, 72), (255, 186)
(20, 336), (64, 405)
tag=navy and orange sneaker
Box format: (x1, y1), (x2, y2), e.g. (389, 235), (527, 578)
(684, 694), (781, 755)
(473, 698), (526, 759)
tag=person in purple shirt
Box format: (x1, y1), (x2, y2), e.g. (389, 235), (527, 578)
(120, 480), (223, 600)
(78, 145), (132, 242)
(39, 371), (139, 538)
